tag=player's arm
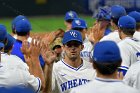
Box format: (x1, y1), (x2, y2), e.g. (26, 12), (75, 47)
(41, 42), (57, 93)
(118, 42), (130, 76)
(88, 22), (106, 45)
(21, 37), (45, 91)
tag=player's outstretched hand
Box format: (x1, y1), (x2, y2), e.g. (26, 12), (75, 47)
(87, 27), (95, 43)
(30, 36), (42, 58)
(42, 32), (55, 46)
(21, 40), (30, 58)
(90, 22), (106, 44)
(55, 28), (65, 38)
(41, 42), (57, 65)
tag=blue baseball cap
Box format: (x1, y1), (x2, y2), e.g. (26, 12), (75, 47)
(93, 41), (121, 63)
(12, 15), (27, 30)
(64, 11), (78, 21)
(15, 19), (32, 32)
(62, 30), (83, 44)
(110, 5), (126, 19)
(95, 7), (111, 21)
(0, 25), (8, 48)
(128, 11), (140, 23)
(72, 18), (87, 29)
(4, 34), (16, 51)
(118, 15), (136, 29)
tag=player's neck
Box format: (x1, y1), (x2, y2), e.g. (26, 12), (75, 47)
(121, 33), (133, 40)
(17, 35), (29, 42)
(63, 57), (83, 68)
(96, 71), (118, 79)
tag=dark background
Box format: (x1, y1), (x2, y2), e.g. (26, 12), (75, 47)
(0, 0), (139, 17)
(0, 0), (89, 17)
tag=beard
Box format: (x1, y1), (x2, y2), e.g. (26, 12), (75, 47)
(69, 55), (77, 61)
(65, 51), (78, 61)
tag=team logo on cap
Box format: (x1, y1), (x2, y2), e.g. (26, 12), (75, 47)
(75, 20), (81, 25)
(68, 12), (74, 18)
(70, 31), (77, 37)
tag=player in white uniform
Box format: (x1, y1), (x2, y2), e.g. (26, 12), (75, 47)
(122, 11), (140, 91)
(100, 5), (126, 43)
(0, 30), (45, 92)
(123, 61), (140, 91)
(128, 11), (140, 40)
(43, 30), (96, 93)
(117, 16), (140, 75)
(71, 41), (139, 93)
(72, 18), (93, 62)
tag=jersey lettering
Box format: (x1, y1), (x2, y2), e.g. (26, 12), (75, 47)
(136, 52), (140, 61)
(70, 32), (77, 37)
(60, 79), (90, 92)
(80, 51), (91, 57)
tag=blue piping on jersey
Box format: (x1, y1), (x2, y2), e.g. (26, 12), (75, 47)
(61, 59), (83, 71)
(118, 66), (129, 70)
(36, 78), (41, 93)
(95, 77), (122, 82)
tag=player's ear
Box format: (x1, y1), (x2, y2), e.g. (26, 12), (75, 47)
(92, 62), (97, 69)
(81, 44), (84, 50)
(64, 21), (67, 25)
(62, 45), (65, 50)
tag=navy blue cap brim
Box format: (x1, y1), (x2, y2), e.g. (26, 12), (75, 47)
(63, 39), (82, 44)
(72, 26), (87, 29)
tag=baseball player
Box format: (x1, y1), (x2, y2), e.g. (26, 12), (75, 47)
(71, 41), (139, 93)
(0, 26), (44, 93)
(11, 15), (32, 43)
(128, 11), (140, 40)
(64, 11), (78, 31)
(11, 18), (45, 68)
(95, 7), (112, 36)
(122, 11), (140, 91)
(42, 30), (96, 93)
(123, 60), (140, 91)
(117, 15), (140, 75)
(100, 5), (126, 43)
(72, 18), (94, 62)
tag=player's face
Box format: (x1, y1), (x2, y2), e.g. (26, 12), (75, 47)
(63, 41), (83, 60)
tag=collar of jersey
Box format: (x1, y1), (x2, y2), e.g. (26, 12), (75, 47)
(95, 77), (122, 82)
(61, 59), (83, 71)
(0, 52), (7, 55)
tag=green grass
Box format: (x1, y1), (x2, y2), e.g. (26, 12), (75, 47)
(0, 15), (95, 33)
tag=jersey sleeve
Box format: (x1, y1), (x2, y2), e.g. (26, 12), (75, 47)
(118, 42), (131, 69)
(22, 68), (41, 93)
(123, 65), (134, 87)
(123, 62), (140, 90)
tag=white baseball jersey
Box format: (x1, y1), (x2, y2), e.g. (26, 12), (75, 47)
(100, 30), (121, 43)
(118, 37), (140, 70)
(80, 37), (94, 62)
(52, 59), (96, 93)
(123, 61), (140, 91)
(0, 53), (41, 93)
(133, 31), (140, 40)
(71, 77), (139, 93)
